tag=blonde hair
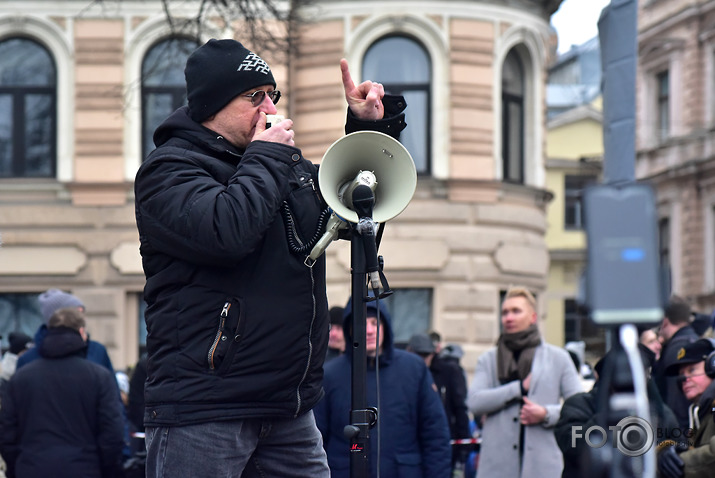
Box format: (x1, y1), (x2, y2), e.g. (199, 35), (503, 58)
(504, 287), (537, 312)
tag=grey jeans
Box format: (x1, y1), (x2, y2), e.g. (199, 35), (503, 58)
(145, 410), (330, 478)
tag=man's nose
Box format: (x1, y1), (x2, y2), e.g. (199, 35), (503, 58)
(259, 97), (278, 114)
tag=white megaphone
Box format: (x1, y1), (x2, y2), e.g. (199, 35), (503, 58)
(307, 131), (417, 263)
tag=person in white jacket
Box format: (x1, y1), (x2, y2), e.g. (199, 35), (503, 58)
(467, 287), (582, 478)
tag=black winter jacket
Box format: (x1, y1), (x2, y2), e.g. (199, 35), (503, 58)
(0, 327), (125, 478)
(134, 101), (406, 427)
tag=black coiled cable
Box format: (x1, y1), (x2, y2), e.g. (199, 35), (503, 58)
(281, 201), (331, 255)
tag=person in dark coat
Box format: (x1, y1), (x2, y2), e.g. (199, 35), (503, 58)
(0, 307), (125, 478)
(555, 344), (679, 478)
(653, 295), (699, 431)
(314, 299), (452, 478)
(17, 288), (115, 373)
(133, 38), (407, 477)
(408, 333), (471, 472)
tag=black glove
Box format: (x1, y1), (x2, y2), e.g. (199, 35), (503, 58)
(658, 446), (684, 478)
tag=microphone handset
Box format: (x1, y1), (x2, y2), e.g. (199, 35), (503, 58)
(351, 184), (381, 290)
(306, 171), (378, 264)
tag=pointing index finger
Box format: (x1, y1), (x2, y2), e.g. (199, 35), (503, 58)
(340, 58), (356, 94)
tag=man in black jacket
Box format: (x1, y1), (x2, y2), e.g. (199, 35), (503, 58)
(134, 38), (406, 477)
(0, 308), (125, 478)
(408, 333), (471, 473)
(653, 295), (698, 430)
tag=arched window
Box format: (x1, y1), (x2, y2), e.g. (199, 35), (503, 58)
(141, 37), (198, 159)
(0, 37), (57, 178)
(502, 49), (525, 183)
(363, 36), (431, 175)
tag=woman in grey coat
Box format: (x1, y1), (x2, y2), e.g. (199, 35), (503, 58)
(467, 287), (582, 478)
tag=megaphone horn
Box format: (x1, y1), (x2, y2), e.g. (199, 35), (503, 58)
(318, 131), (417, 224)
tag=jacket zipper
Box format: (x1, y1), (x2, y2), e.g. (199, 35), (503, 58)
(294, 266), (316, 417)
(208, 301), (231, 370)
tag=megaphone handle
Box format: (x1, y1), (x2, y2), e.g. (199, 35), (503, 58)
(356, 218), (380, 289)
(307, 213), (347, 263)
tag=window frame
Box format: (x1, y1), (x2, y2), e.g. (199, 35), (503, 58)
(564, 174), (597, 230)
(501, 49), (525, 184)
(140, 36), (198, 160)
(362, 34), (432, 176)
(0, 36), (58, 178)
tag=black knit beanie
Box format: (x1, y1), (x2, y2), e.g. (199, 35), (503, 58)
(185, 39), (276, 122)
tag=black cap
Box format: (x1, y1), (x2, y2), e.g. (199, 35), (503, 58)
(185, 39), (276, 122)
(665, 338), (715, 376)
(407, 333), (436, 355)
(329, 306), (344, 326)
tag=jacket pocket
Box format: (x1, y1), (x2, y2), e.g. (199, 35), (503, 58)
(207, 298), (243, 373)
(395, 453), (423, 478)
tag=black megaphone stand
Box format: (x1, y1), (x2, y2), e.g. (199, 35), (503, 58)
(343, 184), (391, 478)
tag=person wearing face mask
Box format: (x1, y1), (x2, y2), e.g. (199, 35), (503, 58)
(133, 38), (407, 478)
(467, 287), (582, 478)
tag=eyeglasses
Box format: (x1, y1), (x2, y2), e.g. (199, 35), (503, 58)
(243, 90), (281, 107)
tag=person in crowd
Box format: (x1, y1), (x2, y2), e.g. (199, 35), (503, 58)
(17, 288), (114, 373)
(315, 300), (452, 477)
(408, 332), (471, 475)
(430, 330), (444, 354)
(125, 353), (148, 476)
(639, 326), (662, 361)
(690, 311), (713, 337)
(467, 286), (582, 478)
(116, 371), (130, 407)
(325, 306), (346, 362)
(653, 295), (699, 431)
(20, 290), (132, 462)
(0, 332), (32, 388)
(133, 37), (406, 477)
(0, 307), (125, 478)
(555, 343), (679, 478)
(658, 338), (715, 478)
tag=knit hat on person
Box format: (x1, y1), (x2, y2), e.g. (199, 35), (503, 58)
(185, 39), (276, 122)
(38, 288), (85, 324)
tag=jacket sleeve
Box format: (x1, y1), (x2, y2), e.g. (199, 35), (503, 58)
(678, 436), (715, 478)
(554, 392), (599, 468)
(345, 95), (407, 139)
(135, 140), (306, 267)
(418, 365), (452, 478)
(447, 364), (471, 440)
(677, 410), (715, 478)
(543, 350), (584, 428)
(467, 351), (522, 416)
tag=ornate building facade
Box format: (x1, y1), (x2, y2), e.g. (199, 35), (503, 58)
(636, 0), (715, 316)
(0, 0), (562, 371)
